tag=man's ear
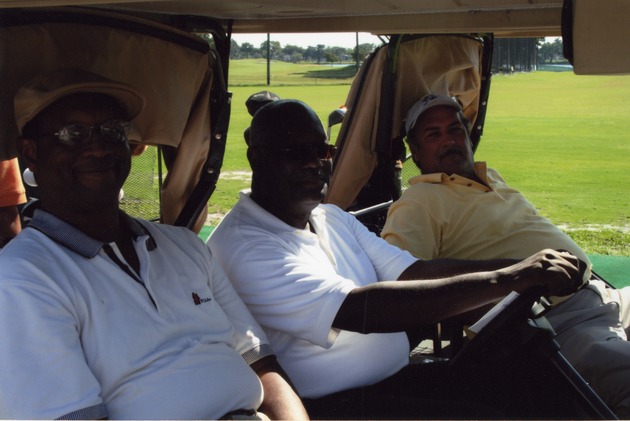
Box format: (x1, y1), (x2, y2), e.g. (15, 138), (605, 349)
(247, 146), (264, 173)
(408, 144), (427, 174)
(17, 136), (38, 171)
(405, 136), (422, 172)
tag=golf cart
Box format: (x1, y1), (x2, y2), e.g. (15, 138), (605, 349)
(0, 0), (627, 418)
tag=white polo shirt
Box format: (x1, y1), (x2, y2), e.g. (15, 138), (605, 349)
(208, 193), (417, 398)
(0, 209), (271, 419)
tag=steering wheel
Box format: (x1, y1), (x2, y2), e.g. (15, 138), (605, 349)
(448, 286), (550, 369)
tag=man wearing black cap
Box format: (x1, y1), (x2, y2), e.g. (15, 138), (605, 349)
(382, 93), (630, 418)
(208, 98), (584, 418)
(0, 69), (307, 420)
(244, 90), (280, 146)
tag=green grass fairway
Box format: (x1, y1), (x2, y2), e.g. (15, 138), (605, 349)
(228, 60), (357, 86)
(475, 72), (630, 228)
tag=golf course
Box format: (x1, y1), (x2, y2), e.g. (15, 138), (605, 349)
(131, 58), (630, 286)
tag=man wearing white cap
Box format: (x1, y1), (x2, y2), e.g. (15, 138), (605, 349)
(0, 69), (307, 420)
(382, 93), (630, 418)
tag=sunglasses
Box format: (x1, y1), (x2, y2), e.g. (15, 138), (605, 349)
(261, 143), (337, 161)
(41, 119), (132, 147)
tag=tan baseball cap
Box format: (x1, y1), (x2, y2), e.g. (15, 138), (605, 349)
(14, 69), (146, 134)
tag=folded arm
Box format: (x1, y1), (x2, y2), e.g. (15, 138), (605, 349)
(252, 356), (309, 420)
(0, 205), (21, 247)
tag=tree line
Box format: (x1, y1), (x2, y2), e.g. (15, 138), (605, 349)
(203, 36), (566, 69)
(229, 39), (378, 64)
(492, 38), (566, 73)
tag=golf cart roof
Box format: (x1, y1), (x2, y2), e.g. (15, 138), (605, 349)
(0, 0), (569, 37)
(3, 0), (626, 75)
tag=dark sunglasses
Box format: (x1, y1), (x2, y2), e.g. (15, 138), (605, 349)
(41, 119), (132, 147)
(262, 143), (337, 161)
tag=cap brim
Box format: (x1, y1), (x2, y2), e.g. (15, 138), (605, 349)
(15, 79), (146, 134)
(405, 95), (461, 134)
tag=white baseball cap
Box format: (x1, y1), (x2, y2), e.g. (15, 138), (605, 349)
(405, 94), (462, 135)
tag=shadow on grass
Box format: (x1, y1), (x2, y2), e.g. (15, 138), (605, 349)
(301, 64), (358, 80)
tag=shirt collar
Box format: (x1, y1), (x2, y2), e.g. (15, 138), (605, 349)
(28, 208), (153, 258)
(410, 161), (492, 192)
(238, 190), (320, 235)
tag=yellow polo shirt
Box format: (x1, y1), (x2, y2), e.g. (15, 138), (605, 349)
(382, 162), (591, 284)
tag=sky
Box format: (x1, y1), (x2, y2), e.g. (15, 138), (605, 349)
(231, 32), (384, 49)
(231, 33), (560, 50)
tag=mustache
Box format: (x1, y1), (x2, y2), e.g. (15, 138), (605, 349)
(439, 147), (465, 160)
(296, 167), (327, 181)
(73, 155), (121, 172)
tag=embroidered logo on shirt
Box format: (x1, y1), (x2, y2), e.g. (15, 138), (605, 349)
(192, 292), (212, 305)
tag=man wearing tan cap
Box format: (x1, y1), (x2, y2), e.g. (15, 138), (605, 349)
(0, 69), (307, 420)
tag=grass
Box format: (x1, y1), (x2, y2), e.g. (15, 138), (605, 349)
(179, 60), (630, 258)
(227, 60), (357, 86)
(472, 72), (630, 259)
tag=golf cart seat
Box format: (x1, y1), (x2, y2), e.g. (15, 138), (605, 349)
(0, 7), (231, 232)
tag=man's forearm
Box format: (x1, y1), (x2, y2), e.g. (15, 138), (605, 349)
(0, 205), (21, 247)
(333, 249), (581, 334)
(251, 356), (309, 420)
(397, 258), (519, 281)
(333, 274), (511, 333)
